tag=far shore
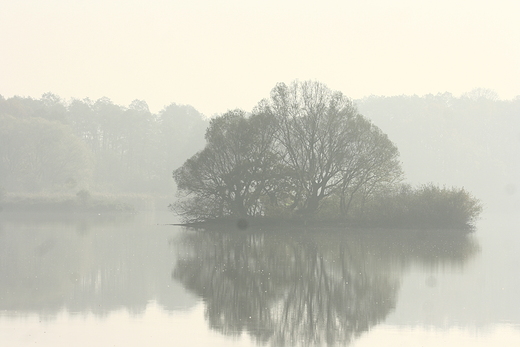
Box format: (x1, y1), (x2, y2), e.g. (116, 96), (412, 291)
(0, 192), (157, 214)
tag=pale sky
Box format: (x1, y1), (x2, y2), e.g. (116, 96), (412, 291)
(1, 0), (519, 116)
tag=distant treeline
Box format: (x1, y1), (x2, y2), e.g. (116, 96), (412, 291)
(1, 87), (518, 219)
(356, 89), (520, 214)
(0, 94), (208, 196)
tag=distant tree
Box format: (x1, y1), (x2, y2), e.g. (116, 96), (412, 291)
(39, 93), (67, 123)
(67, 98), (100, 152)
(356, 91), (519, 214)
(0, 93), (66, 124)
(67, 97), (175, 193)
(118, 99), (156, 189)
(0, 93), (211, 195)
(157, 103), (208, 183)
(0, 115), (93, 191)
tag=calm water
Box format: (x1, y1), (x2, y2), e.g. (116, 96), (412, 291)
(0, 211), (519, 346)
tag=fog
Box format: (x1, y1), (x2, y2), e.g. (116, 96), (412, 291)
(2, 1), (518, 216)
(1, 90), (518, 216)
(1, 89), (518, 347)
(1, 1), (519, 345)
(0, 95), (208, 210)
(356, 91), (520, 215)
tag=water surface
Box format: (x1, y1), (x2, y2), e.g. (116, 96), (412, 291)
(0, 212), (518, 346)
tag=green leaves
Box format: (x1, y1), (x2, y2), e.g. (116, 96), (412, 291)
(173, 110), (280, 221)
(173, 81), (405, 222)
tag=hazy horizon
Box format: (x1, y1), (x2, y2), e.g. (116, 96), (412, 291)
(2, 2), (520, 345)
(1, 87), (517, 118)
(1, 0), (519, 116)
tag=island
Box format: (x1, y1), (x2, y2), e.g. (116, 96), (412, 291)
(171, 81), (482, 230)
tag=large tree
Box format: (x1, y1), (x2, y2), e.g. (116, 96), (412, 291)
(259, 81), (402, 215)
(172, 110), (279, 220)
(260, 81), (359, 213)
(172, 81), (403, 221)
(337, 116), (402, 216)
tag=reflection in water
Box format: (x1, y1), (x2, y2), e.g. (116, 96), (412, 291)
(0, 213), (195, 317)
(173, 227), (479, 346)
(0, 214), (483, 346)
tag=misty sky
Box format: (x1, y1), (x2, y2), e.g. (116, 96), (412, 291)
(1, 0), (519, 115)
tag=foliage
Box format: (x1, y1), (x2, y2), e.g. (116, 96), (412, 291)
(0, 114), (93, 192)
(0, 87), (495, 225)
(356, 91), (520, 214)
(352, 183), (483, 229)
(260, 81), (363, 213)
(172, 110), (280, 220)
(174, 81), (403, 222)
(173, 81), (485, 228)
(0, 95), (208, 195)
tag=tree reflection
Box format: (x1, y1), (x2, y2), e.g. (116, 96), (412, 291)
(173, 227), (479, 346)
(0, 217), (196, 316)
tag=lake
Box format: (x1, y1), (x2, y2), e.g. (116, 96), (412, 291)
(0, 211), (519, 346)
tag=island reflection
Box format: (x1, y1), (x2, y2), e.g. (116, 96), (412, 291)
(173, 226), (479, 346)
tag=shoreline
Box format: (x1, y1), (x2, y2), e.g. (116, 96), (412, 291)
(169, 216), (476, 234)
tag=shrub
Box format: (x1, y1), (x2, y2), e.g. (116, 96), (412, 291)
(354, 184), (483, 229)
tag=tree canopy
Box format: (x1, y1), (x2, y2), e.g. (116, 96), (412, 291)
(173, 109), (280, 220)
(0, 114), (92, 191)
(172, 81), (403, 221)
(0, 94), (208, 194)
